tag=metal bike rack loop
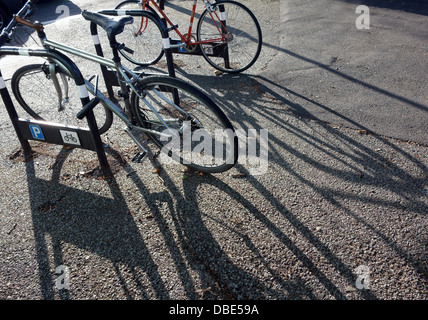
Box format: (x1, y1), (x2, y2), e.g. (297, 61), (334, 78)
(0, 48), (112, 176)
(94, 9), (177, 100)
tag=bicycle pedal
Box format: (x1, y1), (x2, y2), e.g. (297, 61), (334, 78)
(132, 151), (147, 163)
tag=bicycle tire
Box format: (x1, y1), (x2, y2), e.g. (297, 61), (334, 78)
(131, 75), (238, 173)
(196, 0), (262, 73)
(115, 0), (165, 67)
(11, 63), (113, 134)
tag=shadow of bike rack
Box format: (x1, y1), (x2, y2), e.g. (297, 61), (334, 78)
(0, 48), (112, 177)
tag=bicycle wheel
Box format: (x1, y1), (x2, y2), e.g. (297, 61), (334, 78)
(196, 0), (262, 73)
(11, 63), (113, 134)
(131, 76), (238, 173)
(115, 0), (165, 67)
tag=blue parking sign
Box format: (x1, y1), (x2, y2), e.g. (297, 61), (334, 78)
(29, 125), (45, 140)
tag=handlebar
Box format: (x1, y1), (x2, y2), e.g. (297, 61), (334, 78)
(0, 0), (37, 47)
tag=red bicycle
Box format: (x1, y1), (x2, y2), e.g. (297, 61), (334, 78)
(114, 0), (262, 73)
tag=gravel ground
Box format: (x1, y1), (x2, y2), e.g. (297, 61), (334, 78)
(0, 0), (426, 300)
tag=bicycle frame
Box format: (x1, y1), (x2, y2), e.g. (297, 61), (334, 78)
(137, 0), (228, 46)
(46, 39), (180, 141)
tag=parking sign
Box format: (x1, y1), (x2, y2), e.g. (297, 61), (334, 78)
(29, 125), (45, 140)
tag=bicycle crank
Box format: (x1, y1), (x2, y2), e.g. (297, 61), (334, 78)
(185, 35), (199, 53)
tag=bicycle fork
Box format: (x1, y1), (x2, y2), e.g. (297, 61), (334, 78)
(47, 62), (70, 111)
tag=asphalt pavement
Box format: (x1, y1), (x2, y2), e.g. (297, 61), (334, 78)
(262, 0), (428, 145)
(0, 0), (426, 302)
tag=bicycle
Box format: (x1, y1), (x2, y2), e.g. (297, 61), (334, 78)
(2, 0), (238, 173)
(113, 0), (262, 73)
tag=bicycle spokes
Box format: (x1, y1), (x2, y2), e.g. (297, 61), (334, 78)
(197, 0), (262, 73)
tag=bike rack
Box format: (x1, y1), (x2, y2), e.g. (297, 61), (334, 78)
(94, 9), (177, 100)
(0, 48), (112, 176)
(0, 9), (178, 178)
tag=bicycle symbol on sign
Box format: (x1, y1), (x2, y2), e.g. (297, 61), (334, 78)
(63, 132), (77, 143)
(60, 130), (80, 146)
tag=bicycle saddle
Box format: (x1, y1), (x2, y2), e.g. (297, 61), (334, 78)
(81, 10), (133, 40)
